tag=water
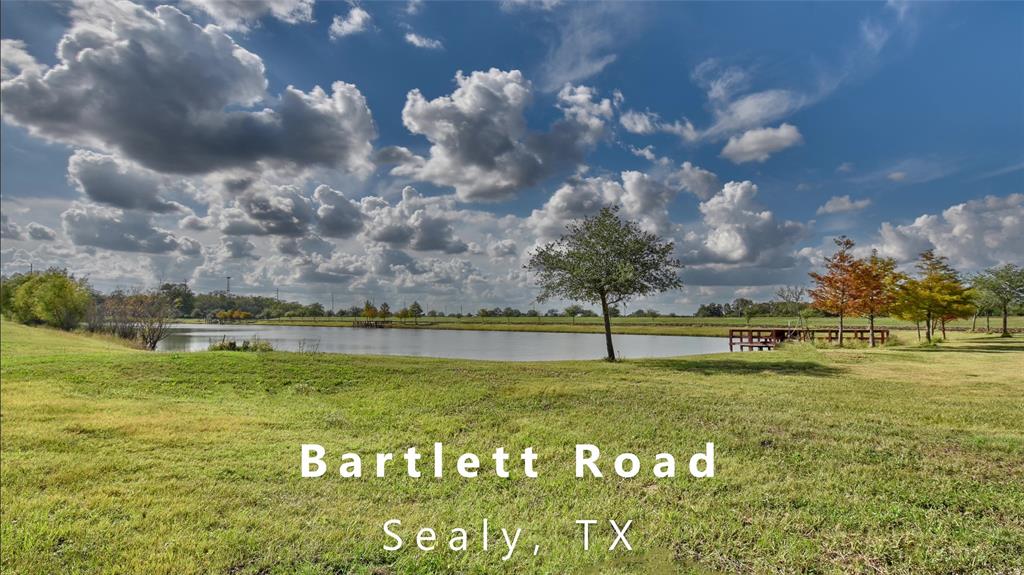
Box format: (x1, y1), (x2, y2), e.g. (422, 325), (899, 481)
(158, 323), (729, 361)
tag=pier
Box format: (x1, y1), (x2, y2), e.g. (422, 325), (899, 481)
(728, 328), (889, 351)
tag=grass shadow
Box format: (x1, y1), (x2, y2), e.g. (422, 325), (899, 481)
(639, 358), (844, 377)
(892, 337), (1024, 354)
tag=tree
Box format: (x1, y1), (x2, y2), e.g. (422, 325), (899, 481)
(362, 300), (378, 319)
(906, 250), (974, 342)
(408, 301), (424, 324)
(850, 250), (903, 347)
(10, 269), (92, 330)
(973, 264), (1024, 337)
(774, 286), (805, 322)
(159, 282), (194, 317)
(378, 302), (391, 320)
(526, 206), (682, 361)
(808, 236), (858, 345)
(131, 291), (174, 350)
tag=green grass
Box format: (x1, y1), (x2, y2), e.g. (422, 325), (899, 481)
(256, 315), (1024, 338)
(2, 321), (1022, 574)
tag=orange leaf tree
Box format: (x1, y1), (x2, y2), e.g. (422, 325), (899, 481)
(850, 250), (904, 347)
(808, 236), (858, 345)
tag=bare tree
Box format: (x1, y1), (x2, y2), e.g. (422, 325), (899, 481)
(775, 285), (806, 324)
(131, 291), (174, 350)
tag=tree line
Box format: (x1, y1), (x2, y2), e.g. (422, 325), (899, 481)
(807, 237), (1023, 345)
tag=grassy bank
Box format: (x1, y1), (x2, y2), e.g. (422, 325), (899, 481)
(253, 315), (1024, 338)
(2, 322), (1022, 573)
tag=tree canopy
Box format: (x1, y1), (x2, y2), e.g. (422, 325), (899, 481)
(526, 206), (682, 360)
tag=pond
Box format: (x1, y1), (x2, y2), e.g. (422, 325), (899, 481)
(158, 323), (729, 361)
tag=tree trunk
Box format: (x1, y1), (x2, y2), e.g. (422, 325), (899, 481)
(941, 318), (946, 340)
(971, 312), (978, 332)
(916, 321), (921, 341)
(600, 294), (615, 361)
(925, 311), (932, 342)
(1002, 304), (1010, 337)
(838, 312), (844, 347)
(869, 314), (876, 348)
(986, 313), (990, 332)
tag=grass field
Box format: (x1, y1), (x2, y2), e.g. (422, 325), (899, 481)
(2, 321), (1023, 574)
(255, 315), (1024, 338)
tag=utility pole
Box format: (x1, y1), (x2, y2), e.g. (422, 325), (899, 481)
(330, 292), (334, 315)
(275, 288), (280, 301)
(225, 276), (231, 293)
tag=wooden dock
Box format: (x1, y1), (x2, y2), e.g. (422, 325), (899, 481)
(352, 320), (393, 328)
(728, 328), (889, 351)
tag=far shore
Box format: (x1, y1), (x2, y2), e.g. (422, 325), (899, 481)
(169, 315), (1024, 339)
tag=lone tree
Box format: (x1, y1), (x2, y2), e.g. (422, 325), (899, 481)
(972, 263), (1024, 337)
(526, 206), (682, 361)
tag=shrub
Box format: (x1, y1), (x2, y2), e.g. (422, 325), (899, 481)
(8, 269), (91, 330)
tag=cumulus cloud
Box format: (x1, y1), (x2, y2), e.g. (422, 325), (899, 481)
(26, 222), (58, 241)
(667, 162), (720, 200)
(218, 183), (315, 237)
(405, 33), (443, 50)
(678, 181), (805, 265)
(360, 187), (468, 254)
(1, 4), (376, 176)
(220, 236), (259, 260)
(61, 203), (194, 254)
(313, 185), (365, 238)
(0, 39), (43, 81)
(528, 171), (677, 239)
(393, 69), (611, 200)
(1, 214), (24, 240)
(816, 195), (871, 215)
(721, 123), (803, 164)
(875, 193), (1023, 269)
(330, 5), (372, 39)
(183, 0), (314, 31)
(487, 239), (518, 258)
(67, 151), (181, 213)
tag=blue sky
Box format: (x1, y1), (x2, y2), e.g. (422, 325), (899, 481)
(1, 1), (1021, 311)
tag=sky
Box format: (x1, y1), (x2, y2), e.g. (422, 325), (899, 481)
(1, 0), (1022, 313)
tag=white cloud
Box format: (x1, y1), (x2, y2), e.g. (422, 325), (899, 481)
(67, 151), (182, 213)
(313, 185), (365, 239)
(487, 239), (518, 258)
(61, 203), (195, 254)
(405, 33), (443, 50)
(393, 69), (611, 200)
(721, 123), (803, 164)
(1, 214), (24, 240)
(182, 0), (314, 32)
(678, 181), (805, 266)
(875, 194), (1023, 269)
(816, 195), (871, 215)
(405, 0), (424, 15)
(360, 187), (468, 254)
(330, 6), (372, 39)
(537, 4), (633, 92)
(1, 4), (376, 176)
(0, 39), (44, 81)
(668, 162), (720, 200)
(26, 222), (58, 241)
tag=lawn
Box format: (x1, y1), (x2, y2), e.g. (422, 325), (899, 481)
(1, 321), (1022, 574)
